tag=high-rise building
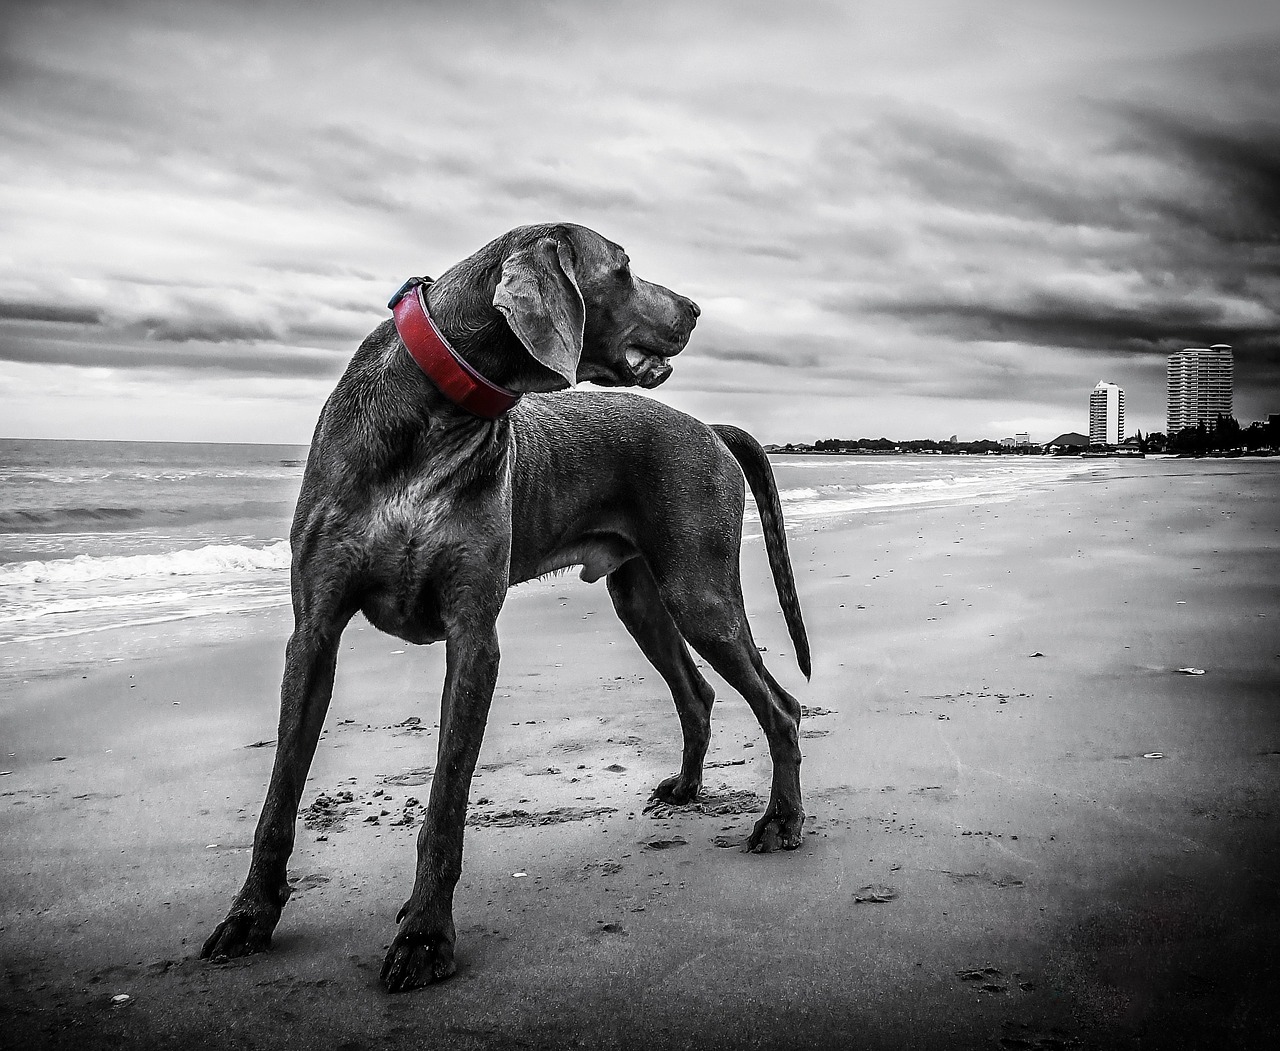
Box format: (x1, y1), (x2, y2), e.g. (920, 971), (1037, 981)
(1089, 381), (1124, 446)
(1166, 345), (1233, 434)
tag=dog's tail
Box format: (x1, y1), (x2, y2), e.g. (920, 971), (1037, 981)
(712, 424), (812, 680)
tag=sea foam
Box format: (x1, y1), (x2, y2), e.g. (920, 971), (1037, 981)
(0, 540), (291, 585)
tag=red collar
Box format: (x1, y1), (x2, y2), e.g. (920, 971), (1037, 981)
(389, 278), (522, 419)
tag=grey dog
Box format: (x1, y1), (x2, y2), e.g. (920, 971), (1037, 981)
(201, 223), (810, 991)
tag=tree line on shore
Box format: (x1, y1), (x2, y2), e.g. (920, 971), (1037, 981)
(772, 415), (1279, 456)
(1149, 415), (1280, 455)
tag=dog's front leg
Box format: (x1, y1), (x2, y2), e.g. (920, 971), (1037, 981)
(202, 617), (347, 959)
(381, 626), (500, 992)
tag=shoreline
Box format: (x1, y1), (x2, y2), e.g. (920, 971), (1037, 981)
(2, 460), (1278, 1049)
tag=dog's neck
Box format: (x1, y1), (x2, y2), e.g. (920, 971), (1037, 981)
(422, 249), (568, 397)
(422, 282), (512, 383)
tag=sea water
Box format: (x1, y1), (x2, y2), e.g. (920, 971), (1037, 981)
(0, 439), (305, 682)
(0, 438), (1091, 683)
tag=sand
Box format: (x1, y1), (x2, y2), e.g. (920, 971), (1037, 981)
(2, 458), (1278, 1050)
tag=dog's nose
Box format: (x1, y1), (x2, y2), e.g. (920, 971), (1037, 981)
(686, 297), (701, 319)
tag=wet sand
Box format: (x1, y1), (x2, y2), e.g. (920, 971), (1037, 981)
(2, 458), (1278, 1049)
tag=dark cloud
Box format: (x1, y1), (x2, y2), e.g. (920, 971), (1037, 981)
(827, 88), (1280, 391)
(0, 300), (103, 324)
(1112, 105), (1280, 247)
(129, 317), (279, 344)
(693, 335), (825, 369)
(0, 332), (342, 378)
(286, 318), (377, 343)
(864, 290), (1279, 357)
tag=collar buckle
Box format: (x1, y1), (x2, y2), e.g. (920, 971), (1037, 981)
(387, 275), (433, 311)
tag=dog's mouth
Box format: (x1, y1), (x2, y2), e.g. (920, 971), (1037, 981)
(625, 346), (674, 389)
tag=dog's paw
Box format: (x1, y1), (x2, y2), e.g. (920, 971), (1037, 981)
(380, 928), (456, 992)
(747, 809), (805, 853)
(199, 911), (276, 961)
(650, 773), (701, 806)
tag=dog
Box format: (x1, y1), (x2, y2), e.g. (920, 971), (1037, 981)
(201, 223), (810, 992)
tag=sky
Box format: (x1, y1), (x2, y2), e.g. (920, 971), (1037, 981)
(1, 0), (1278, 445)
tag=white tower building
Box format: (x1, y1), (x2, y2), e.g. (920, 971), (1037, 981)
(1089, 381), (1124, 446)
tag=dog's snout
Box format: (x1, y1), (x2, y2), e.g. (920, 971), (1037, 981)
(683, 296), (701, 321)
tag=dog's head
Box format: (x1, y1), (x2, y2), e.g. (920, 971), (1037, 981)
(440, 224), (699, 393)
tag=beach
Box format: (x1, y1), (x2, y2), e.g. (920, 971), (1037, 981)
(2, 455), (1278, 1049)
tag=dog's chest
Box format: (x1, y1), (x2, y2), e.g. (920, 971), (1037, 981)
(353, 457), (513, 640)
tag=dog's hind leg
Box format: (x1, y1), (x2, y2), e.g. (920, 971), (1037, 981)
(201, 584), (353, 960)
(606, 558), (716, 805)
(658, 570), (805, 853)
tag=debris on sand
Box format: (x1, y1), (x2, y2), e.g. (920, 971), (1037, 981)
(642, 836), (688, 851)
(853, 884), (898, 904)
(380, 767), (434, 787)
(467, 805), (616, 828)
(800, 705), (837, 718)
(1175, 667), (1206, 675)
(390, 797), (422, 826)
(392, 716), (424, 733)
(301, 790), (357, 832)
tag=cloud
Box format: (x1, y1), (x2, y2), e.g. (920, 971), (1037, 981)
(0, 300), (103, 324)
(128, 317), (279, 345)
(2, 1), (1280, 441)
(864, 288), (1279, 356)
(0, 333), (342, 376)
(493, 173), (647, 214)
(1112, 105), (1280, 246)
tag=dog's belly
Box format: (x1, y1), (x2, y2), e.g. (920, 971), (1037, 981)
(519, 534), (638, 585)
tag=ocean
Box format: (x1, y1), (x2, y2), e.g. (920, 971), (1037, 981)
(0, 438), (1093, 684)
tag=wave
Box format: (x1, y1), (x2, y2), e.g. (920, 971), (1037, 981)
(0, 507), (146, 529)
(778, 486), (822, 501)
(0, 540), (292, 585)
(770, 462), (1093, 521)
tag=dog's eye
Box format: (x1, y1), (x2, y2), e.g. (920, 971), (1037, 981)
(615, 261), (631, 281)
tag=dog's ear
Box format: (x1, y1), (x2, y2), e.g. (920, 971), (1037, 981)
(493, 235), (585, 387)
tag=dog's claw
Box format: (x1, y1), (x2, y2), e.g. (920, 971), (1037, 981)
(380, 932), (456, 992)
(746, 809), (804, 853)
(200, 912), (275, 961)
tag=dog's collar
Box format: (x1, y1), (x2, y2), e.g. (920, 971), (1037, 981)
(388, 277), (522, 420)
